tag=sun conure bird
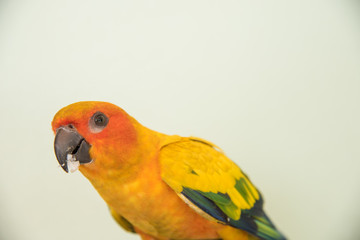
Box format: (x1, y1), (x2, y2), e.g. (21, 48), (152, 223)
(52, 101), (286, 240)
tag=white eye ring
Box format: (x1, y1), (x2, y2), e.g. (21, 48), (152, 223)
(89, 112), (109, 133)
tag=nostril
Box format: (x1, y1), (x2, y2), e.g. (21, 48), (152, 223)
(68, 124), (74, 129)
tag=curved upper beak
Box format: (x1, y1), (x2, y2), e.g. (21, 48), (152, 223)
(54, 125), (92, 173)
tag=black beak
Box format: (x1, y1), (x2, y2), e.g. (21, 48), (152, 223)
(54, 125), (92, 172)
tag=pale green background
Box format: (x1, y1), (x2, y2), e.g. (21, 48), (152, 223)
(0, 1), (359, 240)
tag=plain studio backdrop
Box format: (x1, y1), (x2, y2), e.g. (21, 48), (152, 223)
(0, 1), (359, 240)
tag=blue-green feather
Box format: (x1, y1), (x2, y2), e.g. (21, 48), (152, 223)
(181, 179), (286, 240)
(181, 187), (228, 223)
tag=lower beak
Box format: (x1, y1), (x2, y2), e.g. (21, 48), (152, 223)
(54, 125), (92, 173)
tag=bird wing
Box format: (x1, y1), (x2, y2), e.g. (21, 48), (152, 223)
(159, 137), (285, 240)
(109, 207), (135, 233)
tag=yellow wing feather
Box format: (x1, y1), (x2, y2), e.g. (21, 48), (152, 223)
(160, 137), (260, 220)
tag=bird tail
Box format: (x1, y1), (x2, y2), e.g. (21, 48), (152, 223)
(252, 213), (286, 240)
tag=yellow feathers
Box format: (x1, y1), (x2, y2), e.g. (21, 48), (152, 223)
(159, 137), (259, 220)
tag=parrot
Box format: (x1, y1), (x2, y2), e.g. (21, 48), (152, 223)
(52, 101), (286, 240)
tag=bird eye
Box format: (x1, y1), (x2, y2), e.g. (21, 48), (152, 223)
(94, 113), (107, 126)
(89, 112), (109, 133)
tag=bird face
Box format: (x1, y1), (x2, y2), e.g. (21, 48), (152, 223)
(52, 101), (137, 173)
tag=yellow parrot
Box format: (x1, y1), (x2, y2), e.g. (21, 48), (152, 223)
(52, 101), (286, 240)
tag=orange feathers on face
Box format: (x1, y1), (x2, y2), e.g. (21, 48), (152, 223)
(52, 101), (138, 148)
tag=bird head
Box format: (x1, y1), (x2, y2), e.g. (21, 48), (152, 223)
(51, 101), (138, 174)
